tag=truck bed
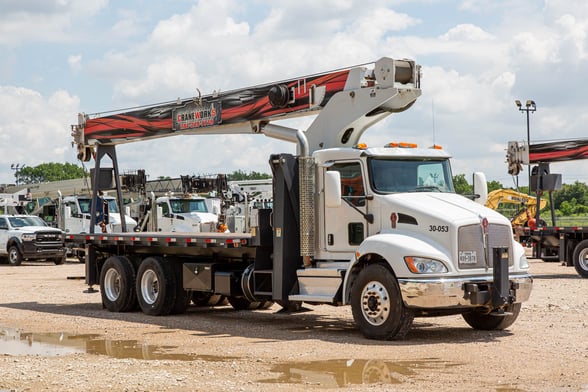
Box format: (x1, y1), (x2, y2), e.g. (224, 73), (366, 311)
(65, 231), (255, 258)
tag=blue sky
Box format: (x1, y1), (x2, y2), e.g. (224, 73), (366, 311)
(2, 0), (588, 187)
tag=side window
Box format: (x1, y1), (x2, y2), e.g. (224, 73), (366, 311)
(0, 217), (7, 230)
(329, 162), (365, 206)
(159, 202), (170, 216)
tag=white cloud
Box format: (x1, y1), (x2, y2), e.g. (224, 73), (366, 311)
(0, 86), (79, 183)
(0, 0), (107, 45)
(68, 54), (82, 73)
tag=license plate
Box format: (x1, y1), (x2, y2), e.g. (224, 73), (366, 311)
(459, 251), (477, 264)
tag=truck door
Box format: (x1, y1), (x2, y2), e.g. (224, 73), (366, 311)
(324, 161), (368, 252)
(0, 217), (8, 255)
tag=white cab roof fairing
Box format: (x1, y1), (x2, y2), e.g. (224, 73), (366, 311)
(313, 146), (452, 165)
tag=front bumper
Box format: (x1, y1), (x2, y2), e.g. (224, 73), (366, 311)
(398, 273), (533, 309)
(22, 242), (66, 260)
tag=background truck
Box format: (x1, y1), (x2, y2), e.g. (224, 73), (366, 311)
(67, 57), (532, 340)
(507, 138), (588, 277)
(0, 214), (65, 266)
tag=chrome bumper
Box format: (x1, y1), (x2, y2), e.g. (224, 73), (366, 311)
(398, 274), (533, 309)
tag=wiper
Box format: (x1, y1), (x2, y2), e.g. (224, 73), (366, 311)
(413, 185), (442, 192)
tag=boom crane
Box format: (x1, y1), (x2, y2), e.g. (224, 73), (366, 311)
(507, 138), (588, 277)
(71, 58), (421, 233)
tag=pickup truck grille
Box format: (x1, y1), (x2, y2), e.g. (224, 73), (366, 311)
(35, 231), (62, 242)
(458, 223), (513, 269)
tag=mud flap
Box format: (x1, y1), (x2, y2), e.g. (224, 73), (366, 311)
(490, 247), (513, 315)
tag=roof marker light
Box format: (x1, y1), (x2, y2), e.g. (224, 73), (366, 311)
(385, 142), (399, 148)
(399, 142), (418, 148)
(354, 143), (368, 150)
(430, 144), (443, 150)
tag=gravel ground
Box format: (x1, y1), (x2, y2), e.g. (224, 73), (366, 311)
(0, 255), (586, 392)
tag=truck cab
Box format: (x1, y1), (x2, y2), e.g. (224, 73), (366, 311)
(0, 214), (65, 266)
(154, 195), (218, 232)
(60, 195), (137, 233)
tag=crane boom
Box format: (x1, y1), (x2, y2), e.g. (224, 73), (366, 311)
(72, 57), (421, 161)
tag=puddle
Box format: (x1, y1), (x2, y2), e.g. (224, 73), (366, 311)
(0, 326), (232, 361)
(260, 358), (461, 387)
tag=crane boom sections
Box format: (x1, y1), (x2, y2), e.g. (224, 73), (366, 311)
(72, 57), (421, 161)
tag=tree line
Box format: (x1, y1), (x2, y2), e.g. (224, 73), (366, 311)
(12, 163), (588, 217)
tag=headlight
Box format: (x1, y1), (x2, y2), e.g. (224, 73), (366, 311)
(21, 234), (36, 241)
(404, 256), (448, 274)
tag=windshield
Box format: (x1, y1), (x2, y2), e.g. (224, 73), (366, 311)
(170, 199), (208, 213)
(369, 158), (455, 193)
(78, 198), (120, 214)
(9, 216), (47, 227)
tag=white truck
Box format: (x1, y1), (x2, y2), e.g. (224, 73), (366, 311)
(0, 214), (65, 266)
(67, 57), (532, 340)
(57, 194), (138, 234)
(144, 194), (218, 232)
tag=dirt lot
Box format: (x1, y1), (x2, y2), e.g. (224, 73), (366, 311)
(0, 255), (586, 392)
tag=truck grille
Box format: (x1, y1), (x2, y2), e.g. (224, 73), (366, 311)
(35, 231), (62, 242)
(457, 223), (513, 269)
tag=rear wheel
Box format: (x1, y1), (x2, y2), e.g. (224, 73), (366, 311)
(462, 303), (521, 330)
(572, 240), (588, 278)
(136, 256), (176, 316)
(350, 263), (414, 340)
(8, 246), (22, 266)
(100, 256), (137, 312)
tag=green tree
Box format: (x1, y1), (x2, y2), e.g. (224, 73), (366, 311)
(487, 180), (504, 193)
(227, 169), (271, 181)
(452, 174), (472, 195)
(16, 163), (87, 184)
(551, 181), (588, 211)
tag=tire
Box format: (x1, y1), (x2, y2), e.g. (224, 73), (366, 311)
(136, 256), (176, 316)
(350, 263), (414, 340)
(8, 245), (23, 266)
(462, 303), (521, 330)
(572, 239), (588, 278)
(100, 256), (137, 312)
(53, 256), (65, 265)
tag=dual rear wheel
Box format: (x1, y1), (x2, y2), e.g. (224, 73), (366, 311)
(100, 256), (186, 315)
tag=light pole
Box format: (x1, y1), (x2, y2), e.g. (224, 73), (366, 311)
(10, 163), (26, 186)
(515, 99), (536, 193)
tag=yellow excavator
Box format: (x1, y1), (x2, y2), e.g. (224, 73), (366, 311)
(485, 189), (546, 226)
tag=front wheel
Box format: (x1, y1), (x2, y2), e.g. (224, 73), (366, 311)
(350, 263), (414, 340)
(8, 246), (23, 266)
(572, 239), (588, 278)
(462, 303), (522, 330)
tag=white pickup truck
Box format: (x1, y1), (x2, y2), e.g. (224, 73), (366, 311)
(0, 215), (65, 266)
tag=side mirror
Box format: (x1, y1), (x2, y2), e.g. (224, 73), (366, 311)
(473, 172), (488, 205)
(325, 171), (342, 208)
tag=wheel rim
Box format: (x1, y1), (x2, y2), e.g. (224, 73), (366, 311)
(140, 269), (159, 305)
(360, 280), (390, 326)
(104, 268), (121, 302)
(9, 249), (18, 264)
(578, 248), (588, 271)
